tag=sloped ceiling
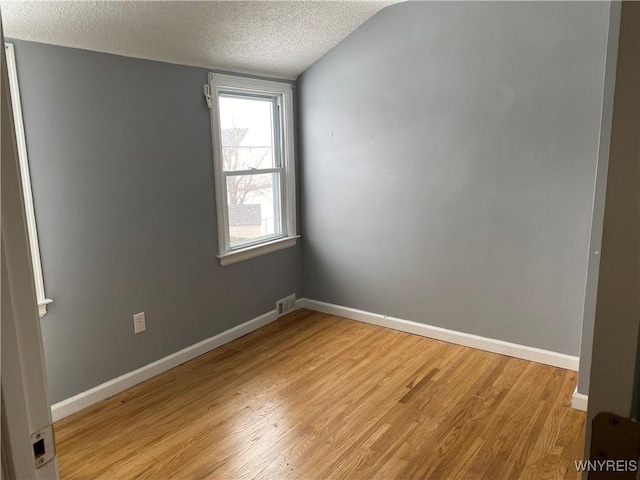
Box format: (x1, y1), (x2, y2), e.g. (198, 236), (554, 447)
(0, 1), (398, 79)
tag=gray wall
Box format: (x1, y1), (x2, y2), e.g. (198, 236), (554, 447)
(11, 40), (302, 403)
(586, 0), (640, 451)
(298, 1), (610, 355)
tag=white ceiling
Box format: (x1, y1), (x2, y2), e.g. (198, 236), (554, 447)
(1, 1), (398, 79)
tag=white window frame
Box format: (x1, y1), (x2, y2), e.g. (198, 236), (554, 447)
(5, 43), (53, 317)
(206, 73), (298, 266)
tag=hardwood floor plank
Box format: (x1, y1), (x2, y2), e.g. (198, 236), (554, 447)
(55, 309), (585, 479)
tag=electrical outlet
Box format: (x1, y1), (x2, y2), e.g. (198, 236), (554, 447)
(276, 294), (296, 318)
(133, 312), (146, 334)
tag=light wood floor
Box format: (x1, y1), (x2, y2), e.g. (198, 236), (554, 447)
(55, 309), (585, 479)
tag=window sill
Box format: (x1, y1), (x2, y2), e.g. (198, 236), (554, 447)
(217, 235), (300, 266)
(38, 298), (53, 318)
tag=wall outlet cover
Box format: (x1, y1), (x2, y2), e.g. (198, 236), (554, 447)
(133, 312), (146, 334)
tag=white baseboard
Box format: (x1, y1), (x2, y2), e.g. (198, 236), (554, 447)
(53, 300), (582, 422)
(571, 388), (589, 411)
(299, 298), (579, 371)
(51, 308), (279, 422)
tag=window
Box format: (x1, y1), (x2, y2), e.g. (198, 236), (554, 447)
(206, 74), (298, 266)
(5, 43), (53, 316)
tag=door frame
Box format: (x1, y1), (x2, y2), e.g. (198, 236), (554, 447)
(1, 19), (59, 478)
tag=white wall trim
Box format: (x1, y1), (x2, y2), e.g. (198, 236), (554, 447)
(571, 388), (589, 412)
(51, 309), (279, 421)
(52, 300), (583, 421)
(217, 235), (300, 266)
(5, 43), (52, 318)
(299, 298), (580, 371)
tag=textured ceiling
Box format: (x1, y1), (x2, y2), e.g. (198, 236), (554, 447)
(0, 1), (398, 79)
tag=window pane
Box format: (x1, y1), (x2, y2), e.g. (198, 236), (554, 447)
(226, 173), (282, 247)
(219, 95), (276, 171)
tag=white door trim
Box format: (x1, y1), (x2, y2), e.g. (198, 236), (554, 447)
(1, 33), (58, 478)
